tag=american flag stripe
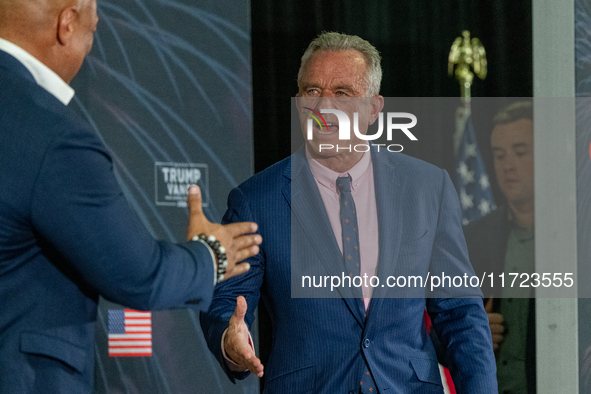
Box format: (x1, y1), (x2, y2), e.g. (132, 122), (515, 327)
(108, 334), (151, 339)
(109, 351), (152, 357)
(109, 348), (153, 353)
(108, 309), (152, 357)
(108, 341), (152, 346)
(124, 319), (151, 324)
(125, 312), (151, 317)
(124, 326), (152, 332)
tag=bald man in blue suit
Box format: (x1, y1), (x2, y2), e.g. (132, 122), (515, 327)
(201, 33), (497, 394)
(0, 0), (259, 392)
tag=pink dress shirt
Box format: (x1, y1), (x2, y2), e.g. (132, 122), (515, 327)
(306, 148), (379, 309)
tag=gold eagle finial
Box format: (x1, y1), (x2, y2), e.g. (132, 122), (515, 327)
(448, 31), (487, 103)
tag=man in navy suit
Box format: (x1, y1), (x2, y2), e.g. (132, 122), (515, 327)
(201, 32), (497, 393)
(0, 0), (260, 392)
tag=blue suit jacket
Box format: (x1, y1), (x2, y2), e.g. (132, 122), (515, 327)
(0, 51), (215, 392)
(201, 147), (497, 393)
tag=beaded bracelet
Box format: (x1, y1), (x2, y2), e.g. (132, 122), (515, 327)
(193, 233), (228, 282)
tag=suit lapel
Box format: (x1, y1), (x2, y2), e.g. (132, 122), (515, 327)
(365, 149), (406, 322)
(284, 149), (366, 327)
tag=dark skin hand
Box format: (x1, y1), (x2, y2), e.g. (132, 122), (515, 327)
(186, 185), (261, 281)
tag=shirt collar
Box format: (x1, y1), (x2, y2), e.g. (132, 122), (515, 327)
(306, 146), (372, 192)
(0, 38), (75, 105)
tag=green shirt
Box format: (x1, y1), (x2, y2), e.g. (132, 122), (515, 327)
(496, 225), (534, 394)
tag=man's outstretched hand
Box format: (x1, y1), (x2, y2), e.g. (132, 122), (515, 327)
(186, 185), (261, 281)
(224, 296), (264, 377)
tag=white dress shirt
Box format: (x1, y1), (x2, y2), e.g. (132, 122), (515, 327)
(0, 37), (74, 105)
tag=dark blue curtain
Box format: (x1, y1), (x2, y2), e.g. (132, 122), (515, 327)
(251, 0), (532, 175)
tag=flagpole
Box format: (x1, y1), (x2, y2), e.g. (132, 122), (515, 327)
(448, 31), (496, 225)
(449, 31), (487, 155)
(439, 31), (492, 394)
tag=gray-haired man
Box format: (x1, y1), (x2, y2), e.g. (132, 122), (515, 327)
(202, 32), (498, 394)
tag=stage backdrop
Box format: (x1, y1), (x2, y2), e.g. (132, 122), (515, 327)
(70, 1), (257, 393)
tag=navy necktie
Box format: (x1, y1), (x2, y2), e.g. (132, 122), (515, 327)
(336, 176), (361, 282)
(336, 176), (376, 394)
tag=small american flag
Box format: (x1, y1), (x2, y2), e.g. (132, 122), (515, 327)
(454, 111), (496, 225)
(108, 309), (152, 357)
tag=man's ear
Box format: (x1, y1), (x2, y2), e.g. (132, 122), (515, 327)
(57, 7), (78, 46)
(368, 95), (384, 125)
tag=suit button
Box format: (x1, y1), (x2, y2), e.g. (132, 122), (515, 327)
(363, 338), (371, 348)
